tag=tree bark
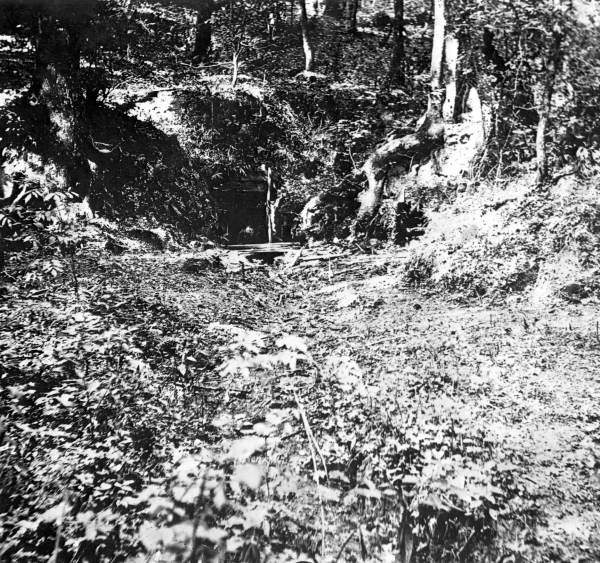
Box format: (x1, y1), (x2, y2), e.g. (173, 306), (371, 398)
(35, 15), (90, 195)
(323, 0), (343, 18)
(353, 126), (444, 231)
(231, 50), (240, 87)
(352, 0), (453, 236)
(482, 27), (506, 74)
(192, 0), (213, 62)
(299, 0), (314, 71)
(344, 0), (358, 33)
(442, 34), (458, 121)
(387, 0), (404, 85)
(125, 0), (136, 62)
(535, 26), (562, 184)
(427, 0), (445, 119)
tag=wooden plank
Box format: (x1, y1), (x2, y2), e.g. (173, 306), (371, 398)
(227, 243), (301, 251)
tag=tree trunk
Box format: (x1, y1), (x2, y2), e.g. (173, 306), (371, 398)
(427, 0), (445, 119)
(125, 0), (136, 62)
(231, 50), (240, 87)
(442, 34), (458, 121)
(353, 126), (444, 231)
(387, 0), (404, 85)
(535, 111), (548, 182)
(323, 0), (344, 18)
(344, 0), (358, 33)
(192, 0), (213, 62)
(35, 15), (90, 195)
(299, 0), (314, 71)
(267, 10), (276, 41)
(352, 0), (448, 236)
(482, 27), (506, 74)
(535, 26), (562, 184)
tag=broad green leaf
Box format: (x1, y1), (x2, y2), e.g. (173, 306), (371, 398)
(226, 435), (265, 461)
(231, 463), (265, 490)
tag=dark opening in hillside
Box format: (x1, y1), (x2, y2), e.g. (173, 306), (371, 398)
(214, 189), (268, 244)
(212, 174), (294, 244)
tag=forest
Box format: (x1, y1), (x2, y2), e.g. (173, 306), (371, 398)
(1, 0), (600, 561)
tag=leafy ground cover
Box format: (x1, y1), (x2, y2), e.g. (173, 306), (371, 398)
(2, 245), (599, 561)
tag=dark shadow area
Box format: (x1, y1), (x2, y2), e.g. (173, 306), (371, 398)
(0, 97), (212, 234)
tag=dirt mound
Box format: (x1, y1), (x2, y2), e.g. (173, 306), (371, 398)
(404, 173), (600, 301)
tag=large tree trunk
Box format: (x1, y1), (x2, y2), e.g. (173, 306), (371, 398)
(35, 15), (90, 195)
(125, 0), (136, 62)
(299, 0), (314, 71)
(482, 27), (506, 75)
(353, 126), (444, 231)
(535, 102), (549, 183)
(353, 0), (446, 234)
(231, 49), (240, 87)
(387, 0), (405, 85)
(192, 0), (213, 62)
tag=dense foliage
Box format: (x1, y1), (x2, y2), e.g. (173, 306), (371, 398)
(2, 0), (600, 561)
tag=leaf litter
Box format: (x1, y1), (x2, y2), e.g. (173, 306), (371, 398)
(1, 246), (600, 561)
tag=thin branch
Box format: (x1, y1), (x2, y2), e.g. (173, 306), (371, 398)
(294, 390), (327, 557)
(334, 531), (355, 562)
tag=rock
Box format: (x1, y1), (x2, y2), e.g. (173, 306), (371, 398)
(560, 283), (589, 300)
(125, 228), (169, 251)
(182, 254), (223, 273)
(237, 226), (257, 243)
(105, 236), (128, 255)
(189, 238), (216, 251)
(300, 195), (322, 233)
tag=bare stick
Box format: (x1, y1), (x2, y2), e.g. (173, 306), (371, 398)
(190, 474), (207, 562)
(295, 388), (328, 480)
(334, 531), (355, 562)
(294, 390), (326, 557)
(49, 495), (68, 563)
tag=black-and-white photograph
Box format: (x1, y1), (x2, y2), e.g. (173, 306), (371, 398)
(1, 0), (599, 560)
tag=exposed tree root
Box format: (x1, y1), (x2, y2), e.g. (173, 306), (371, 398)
(352, 117), (445, 234)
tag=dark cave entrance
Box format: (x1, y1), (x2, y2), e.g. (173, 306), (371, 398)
(212, 173), (294, 244)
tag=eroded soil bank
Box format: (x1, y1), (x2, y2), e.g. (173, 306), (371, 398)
(1, 247), (599, 562)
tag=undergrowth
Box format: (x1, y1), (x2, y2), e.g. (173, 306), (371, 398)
(0, 247), (522, 562)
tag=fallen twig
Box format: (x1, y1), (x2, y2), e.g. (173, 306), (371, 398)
(334, 531), (356, 562)
(49, 493), (68, 563)
(294, 390), (328, 557)
(297, 253), (349, 264)
(294, 391), (329, 481)
(333, 266), (364, 276)
(369, 333), (405, 346)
